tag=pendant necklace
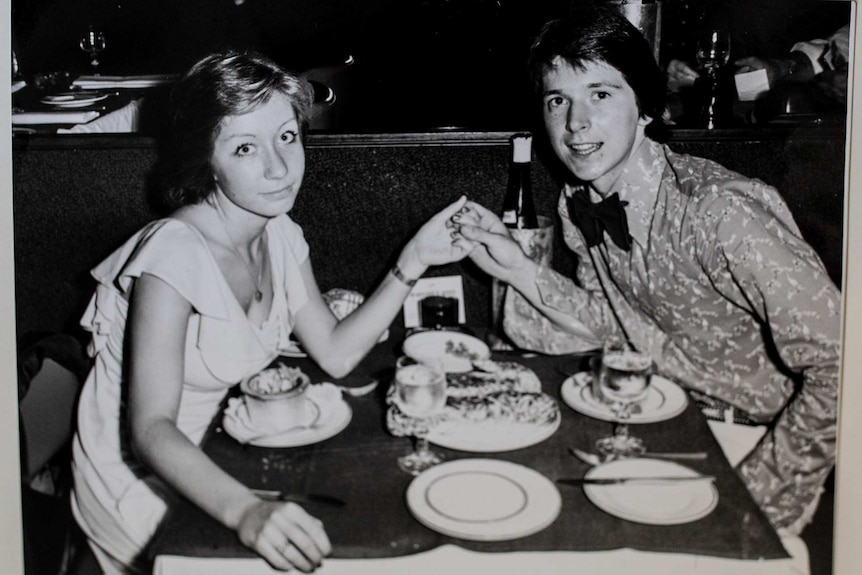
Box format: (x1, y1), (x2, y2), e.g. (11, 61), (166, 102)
(215, 201), (266, 303)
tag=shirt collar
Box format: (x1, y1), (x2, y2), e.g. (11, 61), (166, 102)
(588, 138), (666, 249)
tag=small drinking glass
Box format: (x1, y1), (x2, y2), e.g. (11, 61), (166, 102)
(394, 356), (447, 475)
(79, 25), (107, 75)
(594, 339), (654, 459)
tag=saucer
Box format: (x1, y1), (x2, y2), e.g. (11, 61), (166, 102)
(223, 383), (352, 447)
(560, 372), (688, 424)
(41, 91), (108, 108)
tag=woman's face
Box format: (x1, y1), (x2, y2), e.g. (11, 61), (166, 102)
(541, 58), (650, 196)
(210, 92), (305, 218)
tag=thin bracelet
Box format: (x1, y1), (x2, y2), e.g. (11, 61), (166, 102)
(391, 264), (418, 287)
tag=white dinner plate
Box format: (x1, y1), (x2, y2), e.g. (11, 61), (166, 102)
(426, 410), (561, 453)
(222, 386), (352, 447)
(583, 458), (719, 525)
(560, 372), (688, 424)
(403, 330), (491, 373)
(406, 458), (561, 541)
(41, 91), (109, 107)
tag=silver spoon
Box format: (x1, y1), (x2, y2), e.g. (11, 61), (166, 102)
(337, 379), (379, 397)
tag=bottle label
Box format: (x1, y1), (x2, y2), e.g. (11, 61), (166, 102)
(512, 135), (532, 163)
(502, 210), (517, 225)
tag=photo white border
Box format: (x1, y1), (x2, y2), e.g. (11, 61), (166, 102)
(2, 1), (861, 574)
(2, 0), (25, 572)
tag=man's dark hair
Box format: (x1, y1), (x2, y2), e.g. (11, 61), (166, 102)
(528, 6), (668, 140)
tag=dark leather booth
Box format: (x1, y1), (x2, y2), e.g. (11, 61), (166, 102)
(12, 126), (846, 343)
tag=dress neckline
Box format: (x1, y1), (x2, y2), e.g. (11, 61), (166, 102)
(166, 217), (278, 331)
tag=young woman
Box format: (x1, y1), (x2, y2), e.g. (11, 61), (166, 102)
(71, 50), (473, 574)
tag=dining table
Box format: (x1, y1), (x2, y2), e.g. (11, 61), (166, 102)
(148, 326), (810, 575)
(11, 74), (176, 134)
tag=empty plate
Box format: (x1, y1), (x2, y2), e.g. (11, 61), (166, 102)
(406, 458), (561, 541)
(583, 458), (718, 525)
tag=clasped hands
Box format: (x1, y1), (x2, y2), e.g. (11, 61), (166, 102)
(446, 199), (535, 286)
(400, 196), (533, 287)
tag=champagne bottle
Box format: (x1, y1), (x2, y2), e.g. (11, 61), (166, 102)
(501, 133), (538, 229)
(491, 133), (538, 349)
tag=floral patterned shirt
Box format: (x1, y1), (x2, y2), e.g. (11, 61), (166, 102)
(504, 138), (841, 531)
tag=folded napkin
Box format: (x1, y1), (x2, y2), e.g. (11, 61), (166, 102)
(735, 69), (770, 102)
(224, 383), (343, 443)
(12, 110), (101, 125)
(56, 99), (141, 134)
(72, 74), (178, 89)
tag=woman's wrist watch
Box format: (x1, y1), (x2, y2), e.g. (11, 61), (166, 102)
(391, 264), (419, 287)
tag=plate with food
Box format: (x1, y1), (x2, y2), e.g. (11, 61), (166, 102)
(387, 361), (560, 452)
(402, 330), (490, 373)
(406, 458), (561, 541)
(560, 371), (688, 424)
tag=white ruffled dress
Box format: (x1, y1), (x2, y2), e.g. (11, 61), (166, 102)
(70, 215), (309, 572)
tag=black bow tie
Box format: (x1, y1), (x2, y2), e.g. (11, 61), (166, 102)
(566, 187), (632, 251)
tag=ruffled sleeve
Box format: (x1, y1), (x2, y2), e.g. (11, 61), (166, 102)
(81, 219), (233, 357)
(95, 220), (232, 318)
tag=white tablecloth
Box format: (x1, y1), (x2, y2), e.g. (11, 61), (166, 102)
(155, 537), (809, 575)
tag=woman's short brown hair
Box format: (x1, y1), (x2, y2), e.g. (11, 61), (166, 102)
(154, 50), (314, 210)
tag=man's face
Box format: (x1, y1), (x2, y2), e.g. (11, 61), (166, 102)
(541, 58), (651, 195)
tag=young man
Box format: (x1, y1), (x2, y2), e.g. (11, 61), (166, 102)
(455, 8), (840, 534)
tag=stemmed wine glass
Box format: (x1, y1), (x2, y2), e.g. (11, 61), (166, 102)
(594, 340), (654, 459)
(695, 29), (731, 79)
(694, 30), (731, 129)
(393, 356), (447, 475)
(79, 25), (107, 75)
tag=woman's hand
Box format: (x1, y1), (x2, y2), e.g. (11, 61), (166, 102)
(237, 500), (332, 572)
(452, 201), (533, 285)
(398, 196), (477, 278)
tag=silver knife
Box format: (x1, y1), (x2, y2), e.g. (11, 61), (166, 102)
(251, 489), (346, 507)
(557, 476), (715, 486)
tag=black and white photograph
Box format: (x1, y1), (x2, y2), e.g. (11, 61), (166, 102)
(5, 1), (861, 574)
